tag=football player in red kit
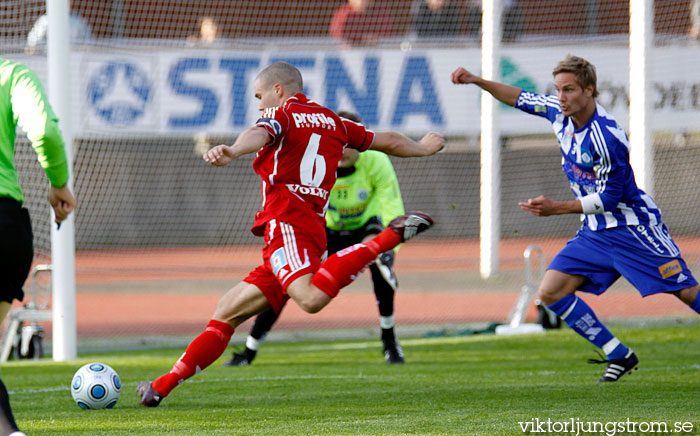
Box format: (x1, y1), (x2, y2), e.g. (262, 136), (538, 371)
(137, 61), (444, 407)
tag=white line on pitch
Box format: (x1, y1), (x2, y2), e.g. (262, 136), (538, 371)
(8, 374), (375, 395)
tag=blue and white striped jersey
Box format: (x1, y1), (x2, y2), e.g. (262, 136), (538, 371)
(515, 90), (663, 231)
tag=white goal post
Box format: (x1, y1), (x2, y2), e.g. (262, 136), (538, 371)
(629, 0), (653, 196)
(47, 0), (77, 361)
(479, 0), (502, 279)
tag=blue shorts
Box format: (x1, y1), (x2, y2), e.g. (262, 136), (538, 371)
(548, 224), (697, 297)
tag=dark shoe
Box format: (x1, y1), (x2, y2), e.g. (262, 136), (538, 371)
(535, 299), (561, 329)
(588, 349), (639, 382)
(388, 212), (433, 242)
(222, 348), (256, 367)
(383, 339), (405, 364)
(136, 381), (164, 407)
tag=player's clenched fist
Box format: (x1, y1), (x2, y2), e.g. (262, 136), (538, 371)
(203, 144), (235, 166)
(420, 132), (445, 155)
(49, 185), (77, 224)
(451, 67), (478, 85)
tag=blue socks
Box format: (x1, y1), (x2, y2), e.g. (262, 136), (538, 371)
(690, 292), (700, 314)
(547, 294), (629, 361)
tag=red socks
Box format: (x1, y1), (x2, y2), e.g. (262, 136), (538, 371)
(313, 228), (401, 298)
(370, 227), (402, 252)
(152, 319), (234, 396)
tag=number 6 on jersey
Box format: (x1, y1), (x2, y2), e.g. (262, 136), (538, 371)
(300, 133), (326, 187)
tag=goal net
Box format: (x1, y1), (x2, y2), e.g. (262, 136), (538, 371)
(2, 0), (699, 350)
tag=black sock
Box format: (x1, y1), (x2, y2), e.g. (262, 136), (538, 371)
(250, 308), (280, 340)
(381, 327), (396, 343)
(0, 378), (19, 435)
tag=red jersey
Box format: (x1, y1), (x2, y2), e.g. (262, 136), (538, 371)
(251, 94), (374, 237)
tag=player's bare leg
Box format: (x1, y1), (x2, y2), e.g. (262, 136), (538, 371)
(671, 284), (700, 313)
(286, 275), (332, 313)
(137, 282), (270, 407)
(537, 269), (585, 306)
(211, 282), (273, 326)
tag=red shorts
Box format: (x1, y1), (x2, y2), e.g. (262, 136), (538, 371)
(244, 219), (326, 312)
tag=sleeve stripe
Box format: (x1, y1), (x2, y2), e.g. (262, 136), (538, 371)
(517, 91), (545, 105)
(593, 122), (612, 180)
(589, 121), (611, 195)
(545, 96), (560, 107)
(517, 91), (561, 110)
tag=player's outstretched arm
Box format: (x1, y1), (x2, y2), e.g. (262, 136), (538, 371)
(518, 195), (582, 217)
(370, 131), (444, 157)
(451, 67), (521, 107)
(203, 126), (270, 166)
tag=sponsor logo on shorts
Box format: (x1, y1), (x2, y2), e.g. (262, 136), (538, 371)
(271, 248), (289, 278)
(277, 267), (289, 280)
(658, 259), (682, 279)
(636, 225), (664, 254)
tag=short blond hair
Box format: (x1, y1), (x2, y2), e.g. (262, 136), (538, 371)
(257, 62), (303, 94)
(552, 55), (599, 98)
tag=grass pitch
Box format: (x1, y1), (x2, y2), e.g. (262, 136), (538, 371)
(4, 324), (700, 435)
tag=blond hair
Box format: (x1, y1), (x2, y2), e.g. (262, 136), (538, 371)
(552, 55), (599, 98)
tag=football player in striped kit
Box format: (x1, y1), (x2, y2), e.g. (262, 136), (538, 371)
(452, 55), (700, 382)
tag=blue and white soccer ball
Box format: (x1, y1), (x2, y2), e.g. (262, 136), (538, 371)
(70, 363), (121, 409)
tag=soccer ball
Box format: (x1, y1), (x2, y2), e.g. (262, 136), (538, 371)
(70, 363), (121, 409)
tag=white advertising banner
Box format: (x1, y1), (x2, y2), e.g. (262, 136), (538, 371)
(11, 46), (700, 137)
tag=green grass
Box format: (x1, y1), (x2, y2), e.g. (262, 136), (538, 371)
(4, 325), (700, 435)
